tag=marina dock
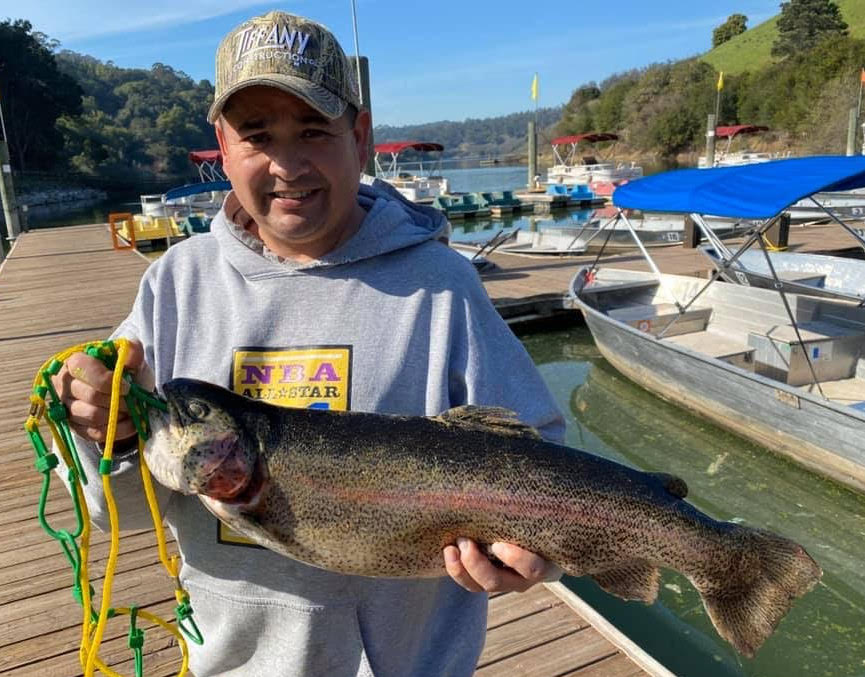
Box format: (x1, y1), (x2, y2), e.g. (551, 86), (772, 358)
(0, 224), (671, 675)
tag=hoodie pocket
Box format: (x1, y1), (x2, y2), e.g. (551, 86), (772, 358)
(183, 580), (377, 677)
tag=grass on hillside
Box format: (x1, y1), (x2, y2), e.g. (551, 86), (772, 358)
(701, 0), (865, 75)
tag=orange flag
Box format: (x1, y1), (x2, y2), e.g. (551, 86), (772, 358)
(861, 67), (865, 84)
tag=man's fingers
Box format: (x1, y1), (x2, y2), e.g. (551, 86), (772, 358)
(124, 339), (145, 370)
(64, 353), (128, 395)
(69, 416), (137, 444)
(443, 544), (484, 593)
(454, 538), (533, 593)
(68, 378), (129, 412)
(490, 543), (562, 583)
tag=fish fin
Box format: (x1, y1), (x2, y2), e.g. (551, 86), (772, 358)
(650, 472), (688, 499)
(696, 527), (822, 658)
(589, 560), (660, 603)
(436, 405), (541, 439)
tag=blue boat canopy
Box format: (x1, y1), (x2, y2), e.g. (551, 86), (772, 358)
(613, 156), (865, 219)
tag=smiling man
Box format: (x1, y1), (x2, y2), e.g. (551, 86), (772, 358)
(53, 10), (564, 676)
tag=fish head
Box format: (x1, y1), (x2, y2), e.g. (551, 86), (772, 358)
(144, 378), (260, 502)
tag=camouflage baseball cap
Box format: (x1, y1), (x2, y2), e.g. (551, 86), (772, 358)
(208, 10), (360, 123)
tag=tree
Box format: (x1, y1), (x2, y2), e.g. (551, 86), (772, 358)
(0, 19), (82, 170)
(772, 0), (848, 58)
(712, 14), (748, 48)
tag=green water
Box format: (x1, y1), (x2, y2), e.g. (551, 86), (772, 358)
(522, 326), (865, 677)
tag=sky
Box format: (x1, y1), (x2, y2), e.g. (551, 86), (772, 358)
(2, 0), (782, 127)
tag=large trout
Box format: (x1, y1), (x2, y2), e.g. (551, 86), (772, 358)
(144, 378), (821, 657)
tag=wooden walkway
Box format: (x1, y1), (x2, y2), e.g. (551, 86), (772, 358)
(0, 223), (680, 676)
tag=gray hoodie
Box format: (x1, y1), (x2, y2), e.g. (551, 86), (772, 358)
(64, 179), (564, 677)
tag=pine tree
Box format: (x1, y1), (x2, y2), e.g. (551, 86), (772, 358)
(771, 0), (848, 58)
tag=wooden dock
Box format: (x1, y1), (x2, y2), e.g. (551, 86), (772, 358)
(0, 224), (669, 675)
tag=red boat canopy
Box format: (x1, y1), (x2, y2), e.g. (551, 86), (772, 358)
(189, 150), (222, 164)
(551, 133), (619, 146)
(715, 125), (769, 139)
(374, 141), (444, 154)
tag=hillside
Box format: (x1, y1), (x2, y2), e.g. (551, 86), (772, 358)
(702, 0), (865, 74)
(373, 107), (562, 162)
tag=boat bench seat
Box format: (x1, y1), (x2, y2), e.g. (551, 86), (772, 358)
(748, 322), (865, 386)
(663, 330), (755, 370)
(775, 270), (827, 287)
(607, 303), (712, 338)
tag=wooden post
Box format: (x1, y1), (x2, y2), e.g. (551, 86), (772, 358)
(350, 56), (375, 176)
(704, 114), (716, 168)
(0, 140), (20, 244)
(527, 120), (537, 189)
(847, 108), (858, 156)
(765, 212), (790, 249)
(683, 215), (700, 248)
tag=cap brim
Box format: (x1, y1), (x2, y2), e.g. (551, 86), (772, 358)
(207, 73), (348, 123)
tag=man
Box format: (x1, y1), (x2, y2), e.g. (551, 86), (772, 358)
(54, 10), (564, 676)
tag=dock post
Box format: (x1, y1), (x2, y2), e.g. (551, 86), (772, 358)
(847, 108), (858, 156)
(350, 56), (375, 176)
(683, 215), (700, 248)
(704, 114), (716, 168)
(527, 120), (537, 189)
(0, 140), (20, 248)
(765, 212), (790, 249)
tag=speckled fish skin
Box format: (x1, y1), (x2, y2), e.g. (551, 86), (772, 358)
(145, 378), (822, 658)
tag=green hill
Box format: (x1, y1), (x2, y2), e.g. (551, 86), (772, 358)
(702, 0), (865, 74)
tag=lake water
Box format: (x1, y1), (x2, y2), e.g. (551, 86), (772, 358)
(20, 167), (534, 230)
(522, 326), (865, 676)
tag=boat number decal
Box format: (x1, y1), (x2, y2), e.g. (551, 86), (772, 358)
(637, 319), (652, 333)
(220, 345), (353, 548)
(775, 389), (801, 409)
(734, 271), (750, 286)
(666, 232), (681, 242)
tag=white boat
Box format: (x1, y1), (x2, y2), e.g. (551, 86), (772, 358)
(139, 150), (230, 218)
(545, 133), (642, 196)
(698, 125), (789, 168)
(374, 141), (449, 202)
(494, 211), (750, 256)
(570, 156), (865, 494)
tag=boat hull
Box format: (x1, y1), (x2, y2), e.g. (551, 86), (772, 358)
(700, 247), (865, 304)
(575, 274), (865, 494)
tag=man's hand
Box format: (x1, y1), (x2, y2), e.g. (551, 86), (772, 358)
(50, 340), (147, 443)
(443, 538), (562, 593)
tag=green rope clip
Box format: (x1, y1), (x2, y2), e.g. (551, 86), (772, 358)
(175, 596), (204, 646)
(127, 605), (145, 677)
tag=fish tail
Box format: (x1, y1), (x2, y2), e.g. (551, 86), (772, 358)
(697, 527), (822, 658)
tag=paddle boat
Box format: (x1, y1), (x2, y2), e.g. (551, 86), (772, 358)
(373, 141), (449, 202)
(568, 156), (865, 494)
(545, 132), (642, 196)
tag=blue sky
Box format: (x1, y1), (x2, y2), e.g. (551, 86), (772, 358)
(3, 1), (780, 126)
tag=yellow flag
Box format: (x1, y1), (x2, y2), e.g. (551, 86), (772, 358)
(531, 73), (539, 101)
(716, 71), (724, 92)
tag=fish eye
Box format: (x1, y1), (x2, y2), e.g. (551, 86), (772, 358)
(186, 400), (210, 420)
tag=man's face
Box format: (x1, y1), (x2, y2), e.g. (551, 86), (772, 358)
(215, 86), (370, 261)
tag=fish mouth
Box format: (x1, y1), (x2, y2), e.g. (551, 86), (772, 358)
(202, 452), (267, 506)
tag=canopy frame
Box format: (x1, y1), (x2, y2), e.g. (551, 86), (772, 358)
(550, 133), (619, 167)
(578, 157), (865, 399)
(373, 141), (445, 181)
